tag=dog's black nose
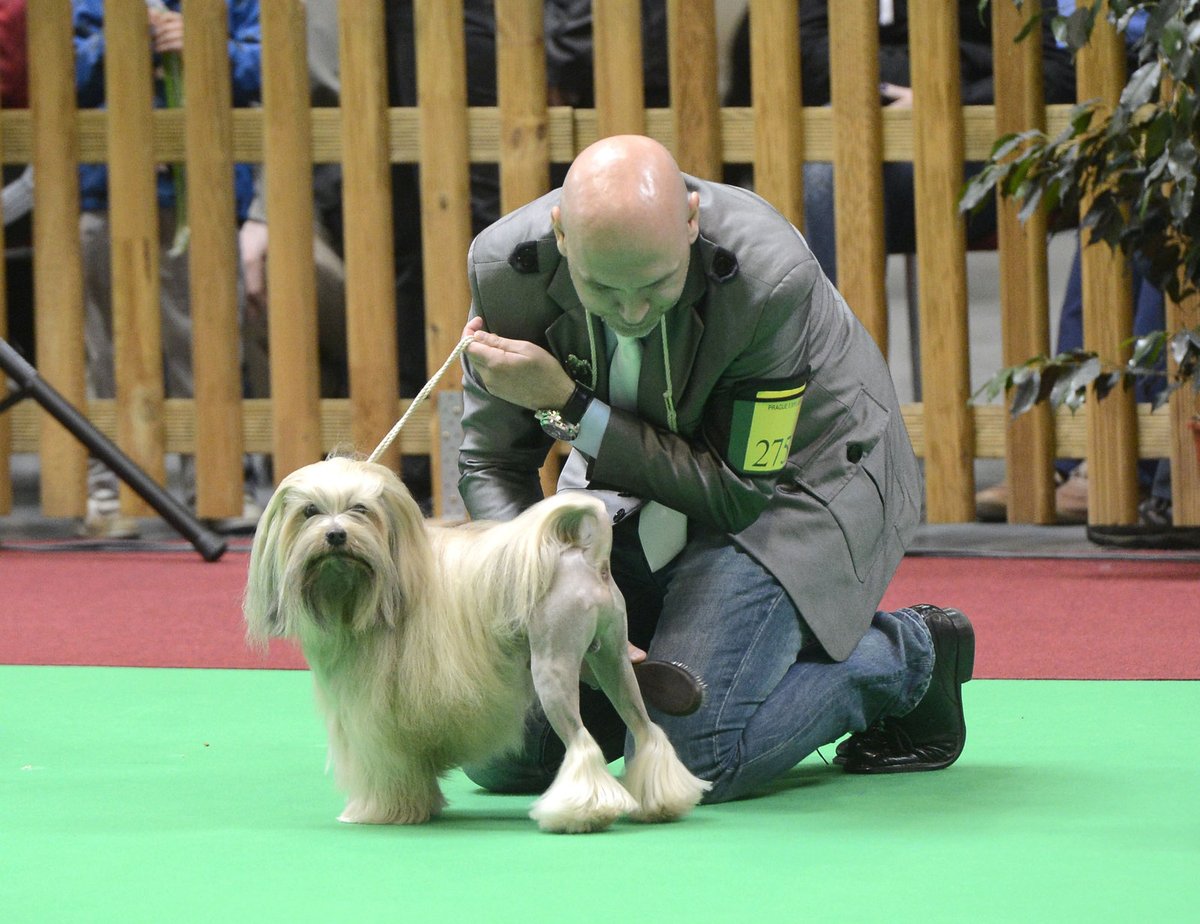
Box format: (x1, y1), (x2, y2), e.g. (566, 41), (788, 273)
(325, 528), (347, 548)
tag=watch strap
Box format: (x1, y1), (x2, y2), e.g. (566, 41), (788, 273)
(559, 381), (593, 426)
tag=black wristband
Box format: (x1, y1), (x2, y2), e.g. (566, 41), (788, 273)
(559, 381), (593, 426)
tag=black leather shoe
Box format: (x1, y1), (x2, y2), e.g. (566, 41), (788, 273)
(837, 604), (974, 774)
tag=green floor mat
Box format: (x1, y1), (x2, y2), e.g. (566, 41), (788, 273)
(3, 666), (1196, 922)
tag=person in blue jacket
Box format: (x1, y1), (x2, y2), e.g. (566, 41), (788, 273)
(71, 0), (261, 539)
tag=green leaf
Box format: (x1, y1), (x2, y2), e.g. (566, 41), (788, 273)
(1010, 370), (1043, 418)
(1119, 60), (1162, 111)
(1130, 332), (1167, 369)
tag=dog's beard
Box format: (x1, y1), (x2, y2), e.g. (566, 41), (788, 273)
(302, 552), (376, 627)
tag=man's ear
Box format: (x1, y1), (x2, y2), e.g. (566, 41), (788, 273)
(551, 205), (567, 255)
(686, 191), (701, 245)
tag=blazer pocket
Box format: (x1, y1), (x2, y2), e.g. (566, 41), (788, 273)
(789, 386), (888, 504)
(780, 386), (890, 581)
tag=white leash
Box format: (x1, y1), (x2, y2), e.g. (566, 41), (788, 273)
(367, 335), (474, 464)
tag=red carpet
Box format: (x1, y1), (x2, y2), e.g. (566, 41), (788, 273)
(2, 550), (1197, 679)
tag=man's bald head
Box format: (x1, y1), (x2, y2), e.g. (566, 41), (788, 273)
(558, 135), (692, 241)
(551, 136), (700, 338)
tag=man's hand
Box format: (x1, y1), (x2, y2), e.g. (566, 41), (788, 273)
(462, 316), (575, 411)
(148, 8), (184, 54)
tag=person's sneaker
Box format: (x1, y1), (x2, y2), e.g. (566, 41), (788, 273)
(76, 460), (141, 539)
(975, 466), (1085, 524)
(1053, 461), (1089, 524)
(974, 481), (1009, 522)
(836, 604), (974, 774)
(204, 490), (263, 535)
(1138, 495), (1173, 528)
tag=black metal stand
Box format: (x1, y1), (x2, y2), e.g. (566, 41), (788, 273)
(0, 337), (226, 561)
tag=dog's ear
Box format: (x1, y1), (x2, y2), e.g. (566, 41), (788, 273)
(243, 483), (289, 644)
(374, 464), (434, 623)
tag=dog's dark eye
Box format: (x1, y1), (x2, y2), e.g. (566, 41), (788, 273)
(303, 503), (320, 519)
(350, 504), (369, 515)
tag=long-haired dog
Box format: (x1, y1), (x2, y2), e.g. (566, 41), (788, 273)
(244, 456), (710, 833)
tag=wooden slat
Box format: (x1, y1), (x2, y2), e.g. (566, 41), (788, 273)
(340, 2), (400, 467)
(415, 0), (474, 514)
(106, 0), (167, 516)
(9, 399), (432, 455)
(992, 0), (1056, 524)
(261, 0), (322, 476)
(183, 0), (243, 517)
(747, 0), (802, 226)
(666, 0), (721, 179)
(10, 400), (1179, 463)
(1166, 285), (1200, 525)
(495, 0), (550, 214)
(909, 0), (974, 521)
(593, 0), (646, 137)
(1076, 7), (1139, 525)
(28, 4), (87, 516)
(829, 0), (886, 353)
(1, 103), (1086, 166)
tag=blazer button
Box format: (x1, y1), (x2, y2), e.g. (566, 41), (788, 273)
(846, 443), (863, 463)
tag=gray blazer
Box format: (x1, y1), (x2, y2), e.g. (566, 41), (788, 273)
(459, 176), (921, 661)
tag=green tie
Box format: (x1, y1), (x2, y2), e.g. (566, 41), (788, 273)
(609, 334), (687, 571)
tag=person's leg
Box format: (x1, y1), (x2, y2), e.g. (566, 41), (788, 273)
(802, 161), (837, 284)
(157, 207), (193, 400)
(640, 528), (933, 803)
(81, 210), (116, 400)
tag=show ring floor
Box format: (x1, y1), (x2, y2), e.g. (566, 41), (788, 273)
(3, 666), (1197, 922)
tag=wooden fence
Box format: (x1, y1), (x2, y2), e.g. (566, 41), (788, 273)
(0, 0), (1196, 525)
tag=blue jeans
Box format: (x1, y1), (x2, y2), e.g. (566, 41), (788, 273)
(1056, 236), (1167, 489)
(464, 518), (934, 803)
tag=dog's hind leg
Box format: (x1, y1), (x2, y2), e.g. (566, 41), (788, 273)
(585, 610), (711, 822)
(526, 557), (639, 833)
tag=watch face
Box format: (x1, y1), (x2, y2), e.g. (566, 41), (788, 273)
(537, 410), (579, 442)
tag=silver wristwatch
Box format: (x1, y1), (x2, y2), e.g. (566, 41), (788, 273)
(535, 382), (592, 441)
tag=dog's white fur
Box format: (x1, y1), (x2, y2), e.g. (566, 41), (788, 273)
(244, 457), (709, 832)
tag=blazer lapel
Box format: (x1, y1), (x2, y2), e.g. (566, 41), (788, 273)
(639, 242), (707, 425)
(546, 262), (605, 392)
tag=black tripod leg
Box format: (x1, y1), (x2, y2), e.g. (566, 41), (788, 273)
(0, 338), (227, 561)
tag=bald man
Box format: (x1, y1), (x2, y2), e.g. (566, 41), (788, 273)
(458, 135), (973, 801)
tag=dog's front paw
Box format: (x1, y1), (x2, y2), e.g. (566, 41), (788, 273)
(338, 790), (445, 825)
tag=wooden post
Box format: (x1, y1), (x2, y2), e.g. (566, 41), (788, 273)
(748, 0), (803, 227)
(106, 0), (167, 515)
(183, 0), (243, 517)
(28, 4), (87, 517)
(992, 0), (1056, 523)
(667, 0), (721, 179)
(829, 0), (887, 352)
(593, 0), (646, 137)
(340, 2), (400, 468)
(1166, 285), (1200, 525)
(261, 0), (322, 477)
(1075, 7), (1139, 524)
(415, 0), (474, 513)
(496, 0), (550, 214)
(909, 0), (974, 521)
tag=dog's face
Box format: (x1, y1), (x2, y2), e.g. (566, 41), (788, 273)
(244, 457), (433, 643)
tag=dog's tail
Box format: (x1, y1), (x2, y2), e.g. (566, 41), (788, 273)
(522, 490), (612, 568)
(455, 491), (613, 633)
